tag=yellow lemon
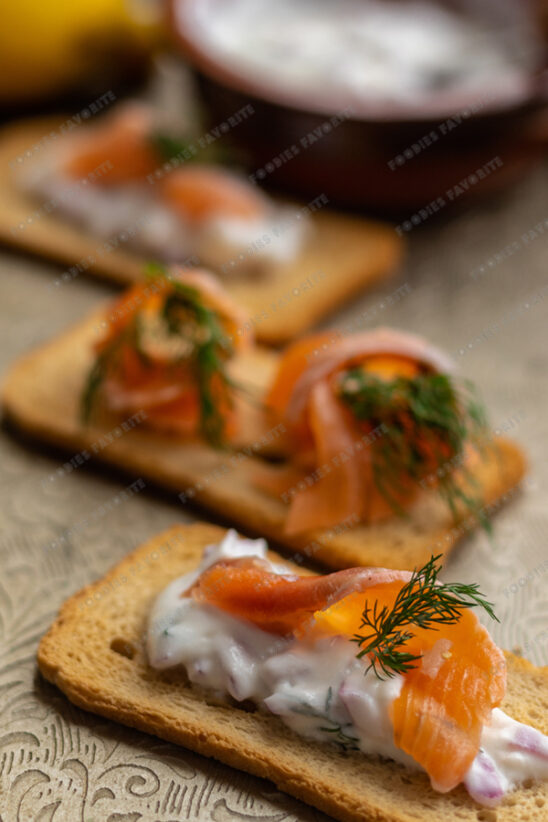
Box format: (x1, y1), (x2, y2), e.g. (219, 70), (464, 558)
(0, 0), (161, 103)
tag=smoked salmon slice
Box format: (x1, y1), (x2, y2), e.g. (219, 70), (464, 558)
(188, 558), (506, 794)
(84, 267), (250, 441)
(262, 328), (479, 534)
(392, 612), (506, 792)
(63, 104), (159, 184)
(188, 558), (410, 635)
(315, 582), (506, 792)
(284, 380), (366, 533)
(161, 166), (267, 222)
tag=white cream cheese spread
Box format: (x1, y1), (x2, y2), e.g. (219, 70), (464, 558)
(20, 162), (309, 275)
(147, 531), (548, 806)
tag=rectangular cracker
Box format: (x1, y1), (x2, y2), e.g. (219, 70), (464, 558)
(1, 311), (527, 571)
(37, 522), (548, 822)
(0, 117), (403, 344)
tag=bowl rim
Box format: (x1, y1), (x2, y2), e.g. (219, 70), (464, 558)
(169, 0), (548, 124)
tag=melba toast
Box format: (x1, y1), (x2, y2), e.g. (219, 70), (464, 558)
(37, 523), (548, 822)
(2, 271), (526, 571)
(0, 112), (402, 345)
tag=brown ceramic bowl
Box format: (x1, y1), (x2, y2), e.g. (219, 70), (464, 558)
(169, 0), (548, 215)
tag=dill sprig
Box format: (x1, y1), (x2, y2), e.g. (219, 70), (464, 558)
(81, 264), (237, 446)
(353, 554), (498, 680)
(157, 269), (237, 446)
(149, 132), (197, 164)
(288, 686), (359, 751)
(338, 369), (489, 527)
(81, 351), (109, 424)
(149, 131), (239, 167)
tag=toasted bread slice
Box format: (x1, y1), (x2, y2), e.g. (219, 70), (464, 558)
(0, 117), (402, 345)
(2, 311), (527, 571)
(37, 523), (548, 822)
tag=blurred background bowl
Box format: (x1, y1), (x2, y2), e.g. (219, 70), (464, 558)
(169, 0), (548, 214)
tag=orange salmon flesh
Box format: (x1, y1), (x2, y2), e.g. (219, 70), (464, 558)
(188, 559), (506, 793)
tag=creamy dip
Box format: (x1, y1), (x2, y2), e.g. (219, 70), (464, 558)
(20, 159), (309, 274)
(184, 0), (539, 109)
(147, 531), (548, 806)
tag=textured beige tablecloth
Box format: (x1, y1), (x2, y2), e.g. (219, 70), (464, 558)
(0, 156), (547, 821)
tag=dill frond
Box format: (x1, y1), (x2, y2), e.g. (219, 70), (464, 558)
(353, 554), (498, 679)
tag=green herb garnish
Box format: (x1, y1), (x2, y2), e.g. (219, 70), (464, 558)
(157, 268), (237, 445)
(149, 132), (239, 167)
(353, 554), (498, 680)
(288, 686), (360, 751)
(338, 369), (489, 527)
(81, 263), (237, 446)
(81, 351), (109, 424)
(149, 133), (198, 164)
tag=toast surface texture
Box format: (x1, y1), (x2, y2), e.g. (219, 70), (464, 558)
(2, 311), (527, 571)
(37, 523), (548, 822)
(0, 118), (403, 344)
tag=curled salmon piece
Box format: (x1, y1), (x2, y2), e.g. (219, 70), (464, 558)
(269, 327), (455, 434)
(262, 328), (466, 534)
(98, 267), (250, 354)
(63, 103), (159, 184)
(84, 267), (250, 442)
(187, 557), (411, 635)
(161, 165), (267, 223)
